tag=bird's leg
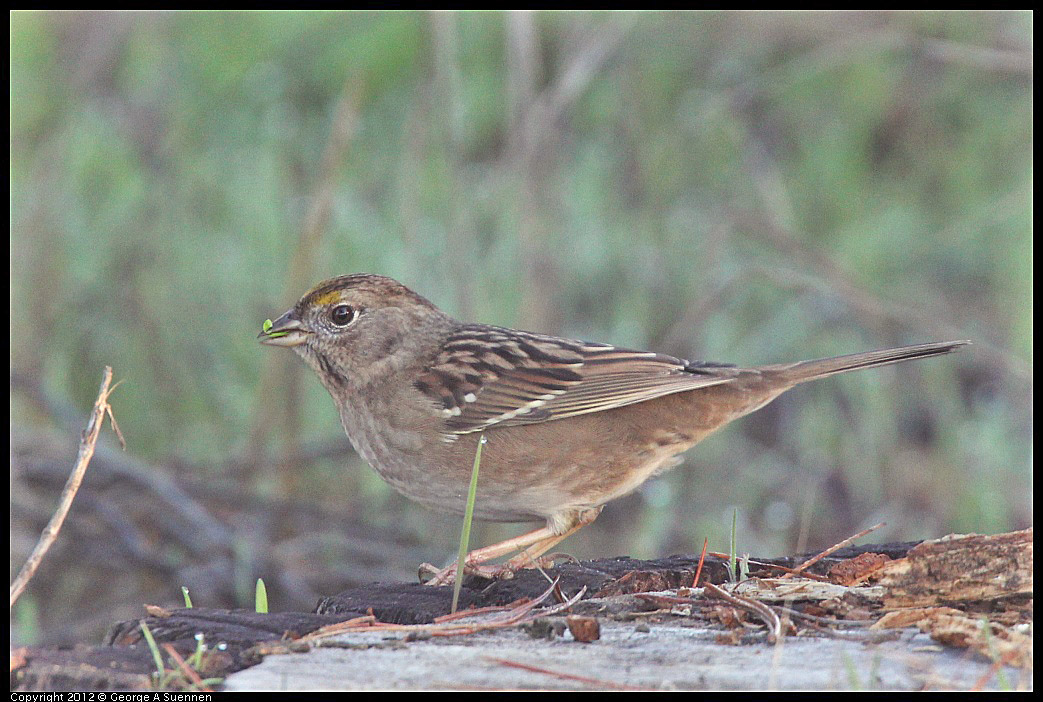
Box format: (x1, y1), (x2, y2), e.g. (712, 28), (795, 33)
(492, 508), (602, 574)
(419, 525), (560, 586)
(419, 507), (603, 586)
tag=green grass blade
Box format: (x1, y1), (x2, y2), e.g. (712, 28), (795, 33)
(451, 434), (486, 614)
(729, 508), (738, 583)
(139, 620), (165, 680)
(189, 632), (205, 669)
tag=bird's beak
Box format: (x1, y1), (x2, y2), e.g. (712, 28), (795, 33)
(258, 310), (309, 347)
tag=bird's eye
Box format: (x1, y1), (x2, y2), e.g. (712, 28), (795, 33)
(330, 304), (356, 327)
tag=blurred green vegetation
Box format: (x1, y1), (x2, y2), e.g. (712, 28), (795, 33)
(10, 11), (1031, 646)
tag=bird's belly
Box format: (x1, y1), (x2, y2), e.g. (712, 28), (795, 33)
(336, 389), (723, 524)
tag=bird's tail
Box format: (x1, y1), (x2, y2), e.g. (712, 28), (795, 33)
(767, 340), (970, 384)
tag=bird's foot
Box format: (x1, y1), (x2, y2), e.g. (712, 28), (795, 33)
(418, 551), (578, 586)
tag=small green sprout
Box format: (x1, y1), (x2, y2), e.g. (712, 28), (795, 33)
(255, 578), (268, 614)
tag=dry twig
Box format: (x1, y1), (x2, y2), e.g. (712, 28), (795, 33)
(485, 658), (646, 691)
(781, 522), (885, 579)
(10, 366), (120, 607)
(161, 643), (212, 692)
(296, 578), (586, 645)
(705, 551), (830, 582)
(703, 582), (783, 643)
(692, 537), (709, 588)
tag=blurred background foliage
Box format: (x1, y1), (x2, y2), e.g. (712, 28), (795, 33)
(10, 10), (1031, 647)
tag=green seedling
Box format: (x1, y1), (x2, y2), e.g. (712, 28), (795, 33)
(255, 578), (269, 614)
(140, 620), (222, 690)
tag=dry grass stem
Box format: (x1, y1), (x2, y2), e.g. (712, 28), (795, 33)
(297, 578), (585, 645)
(160, 643), (212, 692)
(485, 657), (647, 691)
(10, 366), (119, 608)
(781, 522), (886, 580)
(703, 582), (783, 643)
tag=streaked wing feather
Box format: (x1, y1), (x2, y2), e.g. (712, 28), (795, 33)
(414, 325), (739, 435)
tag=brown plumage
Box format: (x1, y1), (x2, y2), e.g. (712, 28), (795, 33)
(260, 273), (969, 582)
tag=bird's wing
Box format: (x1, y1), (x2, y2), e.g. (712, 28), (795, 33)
(413, 325), (739, 435)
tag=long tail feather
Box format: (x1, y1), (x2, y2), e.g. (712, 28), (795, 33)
(772, 340), (970, 384)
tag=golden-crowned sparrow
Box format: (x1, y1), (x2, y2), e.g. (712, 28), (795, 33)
(259, 273), (968, 583)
